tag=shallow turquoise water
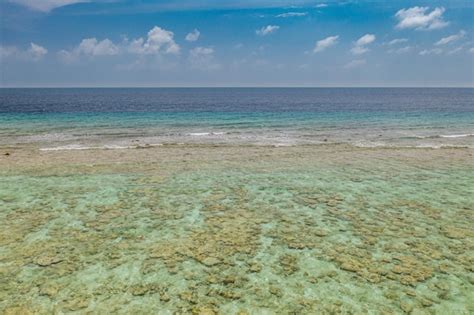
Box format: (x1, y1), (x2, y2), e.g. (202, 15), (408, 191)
(1, 111), (474, 148)
(1, 147), (473, 314)
(1, 88), (473, 313)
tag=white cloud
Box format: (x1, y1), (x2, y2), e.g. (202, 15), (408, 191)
(388, 46), (412, 54)
(351, 34), (375, 55)
(129, 26), (180, 55)
(60, 26), (180, 64)
(188, 47), (220, 71)
(447, 47), (463, 55)
(355, 34), (376, 46)
(419, 48), (443, 55)
(315, 3), (328, 8)
(58, 37), (118, 62)
(387, 38), (408, 46)
(351, 46), (369, 55)
(435, 30), (466, 46)
(470, 48), (474, 54)
(190, 47), (213, 56)
(57, 50), (76, 63)
(27, 43), (48, 60)
(395, 7), (449, 30)
(0, 43), (47, 61)
(276, 12), (308, 18)
(256, 25), (280, 36)
(78, 38), (118, 56)
(313, 35), (339, 53)
(185, 29), (200, 42)
(344, 59), (366, 69)
(9, 0), (88, 12)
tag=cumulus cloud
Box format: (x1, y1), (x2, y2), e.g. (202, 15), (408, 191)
(0, 42), (47, 61)
(395, 7), (449, 30)
(188, 47), (220, 70)
(387, 38), (408, 46)
(27, 43), (48, 60)
(58, 26), (180, 63)
(435, 30), (466, 46)
(58, 37), (118, 62)
(185, 29), (200, 42)
(419, 48), (443, 56)
(9, 0), (88, 12)
(129, 26), (180, 55)
(344, 59), (366, 69)
(313, 35), (339, 53)
(256, 25), (280, 36)
(276, 12), (308, 18)
(351, 34), (375, 55)
(78, 38), (118, 56)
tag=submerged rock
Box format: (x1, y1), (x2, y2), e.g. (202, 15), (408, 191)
(130, 285), (149, 296)
(4, 306), (34, 315)
(400, 301), (414, 313)
(63, 298), (89, 311)
(160, 292), (171, 302)
(269, 285), (283, 297)
(249, 262), (262, 273)
(339, 260), (362, 273)
(218, 289), (241, 300)
(442, 227), (469, 239)
(179, 290), (198, 304)
(192, 306), (217, 315)
(279, 254), (299, 275)
(33, 255), (63, 267)
(201, 257), (221, 266)
(39, 284), (60, 297)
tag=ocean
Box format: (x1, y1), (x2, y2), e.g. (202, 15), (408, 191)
(0, 88), (473, 314)
(1, 88), (473, 149)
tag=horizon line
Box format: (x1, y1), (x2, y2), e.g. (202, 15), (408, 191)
(1, 86), (473, 89)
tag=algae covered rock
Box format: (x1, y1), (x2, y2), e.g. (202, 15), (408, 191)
(192, 306), (217, 315)
(33, 255), (63, 267)
(201, 257), (221, 267)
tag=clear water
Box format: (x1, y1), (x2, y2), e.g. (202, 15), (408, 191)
(1, 88), (473, 148)
(0, 88), (473, 314)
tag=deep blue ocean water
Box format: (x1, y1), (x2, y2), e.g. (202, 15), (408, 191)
(0, 88), (473, 148)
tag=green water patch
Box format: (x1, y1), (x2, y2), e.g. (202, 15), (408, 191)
(1, 163), (473, 314)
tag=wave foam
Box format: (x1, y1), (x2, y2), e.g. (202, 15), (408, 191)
(187, 132), (226, 136)
(40, 143), (163, 151)
(439, 134), (474, 138)
(353, 143), (472, 149)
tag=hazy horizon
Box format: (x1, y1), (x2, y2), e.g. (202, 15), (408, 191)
(2, 86), (474, 88)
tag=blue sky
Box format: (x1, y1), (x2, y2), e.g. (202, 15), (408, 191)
(1, 0), (473, 87)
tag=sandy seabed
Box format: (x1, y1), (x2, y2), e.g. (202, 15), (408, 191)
(0, 144), (473, 314)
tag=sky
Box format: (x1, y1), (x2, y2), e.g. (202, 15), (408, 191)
(0, 0), (473, 87)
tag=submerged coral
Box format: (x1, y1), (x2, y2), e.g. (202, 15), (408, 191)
(0, 145), (473, 314)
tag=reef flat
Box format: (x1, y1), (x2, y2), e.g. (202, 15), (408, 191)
(0, 144), (473, 314)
